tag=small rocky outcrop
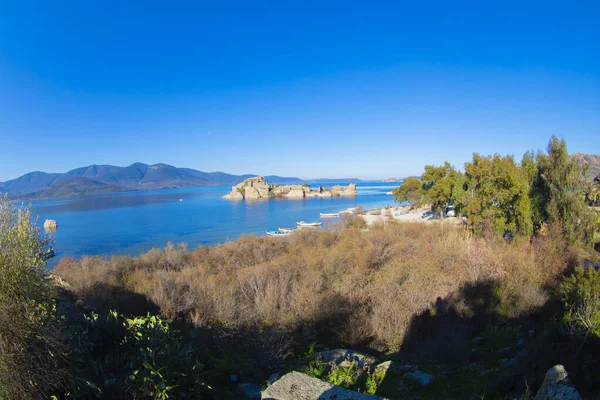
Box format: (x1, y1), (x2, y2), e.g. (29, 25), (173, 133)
(331, 183), (357, 197)
(43, 219), (57, 230)
(311, 349), (377, 370)
(261, 371), (384, 400)
(533, 365), (582, 400)
(223, 177), (356, 200)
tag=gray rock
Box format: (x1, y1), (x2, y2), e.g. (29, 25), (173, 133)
(403, 371), (434, 386)
(311, 349), (377, 369)
(238, 383), (262, 399)
(43, 219), (57, 230)
(533, 365), (582, 400)
(268, 373), (281, 385)
(261, 371), (384, 399)
(375, 361), (415, 375)
(516, 338), (525, 347)
(471, 336), (483, 345)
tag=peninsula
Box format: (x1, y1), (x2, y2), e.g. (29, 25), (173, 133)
(223, 176), (357, 200)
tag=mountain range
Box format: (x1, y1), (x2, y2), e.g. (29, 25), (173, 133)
(0, 163), (308, 199)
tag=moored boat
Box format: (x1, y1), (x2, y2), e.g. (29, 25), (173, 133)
(278, 227), (294, 232)
(266, 230), (292, 237)
(319, 213), (339, 218)
(296, 221), (322, 227)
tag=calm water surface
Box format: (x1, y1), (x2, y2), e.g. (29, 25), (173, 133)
(26, 182), (400, 267)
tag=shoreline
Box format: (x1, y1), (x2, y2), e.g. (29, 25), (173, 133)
(358, 205), (464, 226)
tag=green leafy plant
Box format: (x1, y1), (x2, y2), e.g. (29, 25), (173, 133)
(560, 267), (600, 339)
(68, 310), (211, 399)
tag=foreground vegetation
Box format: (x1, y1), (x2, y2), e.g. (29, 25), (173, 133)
(1, 136), (599, 399)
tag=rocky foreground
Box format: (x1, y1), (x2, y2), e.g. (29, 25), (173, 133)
(223, 176), (357, 200)
(238, 348), (583, 399)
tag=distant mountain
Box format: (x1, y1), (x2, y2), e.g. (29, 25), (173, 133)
(21, 177), (131, 199)
(0, 162), (306, 199)
(572, 153), (600, 181)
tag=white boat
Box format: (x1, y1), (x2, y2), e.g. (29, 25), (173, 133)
(319, 212), (339, 218)
(296, 221), (322, 227)
(385, 191), (394, 195)
(266, 230), (292, 237)
(278, 227), (294, 232)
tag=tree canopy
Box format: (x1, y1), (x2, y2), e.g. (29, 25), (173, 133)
(393, 136), (597, 245)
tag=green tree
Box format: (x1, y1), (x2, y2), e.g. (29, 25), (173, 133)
(462, 154), (532, 237)
(393, 176), (421, 209)
(535, 136), (595, 246)
(420, 162), (456, 217)
(0, 196), (66, 398)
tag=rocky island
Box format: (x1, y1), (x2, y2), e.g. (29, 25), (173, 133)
(223, 176), (357, 200)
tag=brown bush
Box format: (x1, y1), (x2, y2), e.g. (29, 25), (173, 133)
(55, 222), (574, 352)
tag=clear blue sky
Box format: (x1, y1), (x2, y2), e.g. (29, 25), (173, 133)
(1, 1), (598, 181)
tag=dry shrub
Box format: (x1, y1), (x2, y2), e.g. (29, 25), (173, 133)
(55, 222), (573, 351)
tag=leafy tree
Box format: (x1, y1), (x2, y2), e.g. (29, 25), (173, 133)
(0, 196), (66, 399)
(535, 136), (595, 246)
(420, 162), (458, 217)
(461, 154), (532, 237)
(393, 176), (421, 209)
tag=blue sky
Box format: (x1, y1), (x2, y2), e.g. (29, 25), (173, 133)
(1, 1), (598, 181)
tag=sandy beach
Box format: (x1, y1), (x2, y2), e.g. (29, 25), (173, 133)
(359, 205), (464, 226)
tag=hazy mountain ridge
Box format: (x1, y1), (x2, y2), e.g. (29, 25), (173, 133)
(0, 163), (305, 199)
(572, 153), (600, 181)
(20, 177), (132, 199)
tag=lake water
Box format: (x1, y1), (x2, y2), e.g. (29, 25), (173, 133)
(27, 182), (400, 267)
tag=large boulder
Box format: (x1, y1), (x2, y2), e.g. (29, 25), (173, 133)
(331, 183), (357, 197)
(43, 219), (57, 230)
(533, 365), (582, 400)
(244, 186), (263, 200)
(224, 176), (271, 200)
(261, 371), (383, 400)
(285, 189), (305, 198)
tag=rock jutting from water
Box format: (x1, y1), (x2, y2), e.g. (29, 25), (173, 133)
(43, 219), (58, 231)
(223, 176), (357, 200)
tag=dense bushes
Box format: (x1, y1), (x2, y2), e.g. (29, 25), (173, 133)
(55, 222), (575, 352)
(0, 196), (67, 399)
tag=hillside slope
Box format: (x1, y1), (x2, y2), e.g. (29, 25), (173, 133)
(572, 153), (600, 181)
(20, 177), (131, 199)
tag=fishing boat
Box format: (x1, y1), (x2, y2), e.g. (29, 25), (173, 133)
(278, 227), (294, 232)
(319, 212), (339, 218)
(266, 230), (292, 237)
(296, 221), (322, 227)
(385, 191), (394, 195)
